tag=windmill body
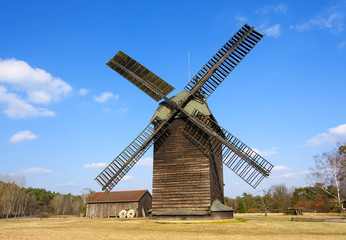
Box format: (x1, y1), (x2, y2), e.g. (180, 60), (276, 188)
(151, 91), (224, 214)
(95, 24), (274, 220)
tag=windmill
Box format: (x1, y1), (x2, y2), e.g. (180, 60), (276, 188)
(95, 24), (274, 219)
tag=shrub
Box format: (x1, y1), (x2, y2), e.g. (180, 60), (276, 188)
(330, 206), (343, 213)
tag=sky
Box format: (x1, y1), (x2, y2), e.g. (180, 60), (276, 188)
(0, 0), (345, 198)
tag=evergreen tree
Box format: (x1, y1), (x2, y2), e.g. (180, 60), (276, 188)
(237, 197), (247, 213)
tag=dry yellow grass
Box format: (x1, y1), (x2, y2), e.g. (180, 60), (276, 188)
(0, 214), (345, 240)
(235, 212), (346, 219)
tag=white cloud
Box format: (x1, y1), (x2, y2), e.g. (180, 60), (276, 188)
(337, 40), (346, 49)
(272, 165), (290, 171)
(0, 86), (56, 118)
(263, 24), (281, 38)
(235, 14), (247, 24)
(256, 4), (287, 14)
(9, 130), (37, 143)
(252, 147), (277, 157)
(274, 170), (310, 179)
(93, 92), (119, 103)
(306, 124), (346, 146)
(0, 59), (71, 118)
(290, 3), (345, 34)
(137, 157), (153, 167)
(293, 14), (343, 32)
(277, 172), (298, 178)
(20, 167), (53, 175)
(122, 175), (134, 181)
(0, 59), (72, 103)
(273, 4), (288, 13)
(0, 171), (17, 178)
(79, 88), (89, 96)
(84, 162), (107, 168)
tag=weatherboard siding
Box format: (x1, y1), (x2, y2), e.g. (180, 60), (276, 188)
(138, 192), (152, 217)
(153, 117), (224, 214)
(86, 202), (139, 218)
(209, 138), (224, 205)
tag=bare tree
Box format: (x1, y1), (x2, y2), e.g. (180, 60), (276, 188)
(81, 188), (95, 217)
(309, 143), (345, 207)
(270, 184), (292, 213)
(51, 193), (83, 216)
(52, 194), (64, 215)
(262, 189), (272, 216)
(226, 198), (239, 211)
(0, 174), (10, 217)
(72, 196), (82, 216)
(63, 195), (72, 215)
(7, 176), (24, 218)
(339, 146), (346, 154)
(339, 145), (346, 199)
(81, 188), (93, 205)
(0, 175), (27, 218)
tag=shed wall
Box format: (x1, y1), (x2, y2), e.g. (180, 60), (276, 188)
(86, 202), (139, 218)
(138, 192), (152, 217)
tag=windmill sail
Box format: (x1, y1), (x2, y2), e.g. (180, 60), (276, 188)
(182, 110), (273, 188)
(185, 23), (264, 99)
(107, 51), (175, 101)
(95, 117), (170, 191)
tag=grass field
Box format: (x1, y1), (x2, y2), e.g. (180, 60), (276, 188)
(0, 213), (345, 240)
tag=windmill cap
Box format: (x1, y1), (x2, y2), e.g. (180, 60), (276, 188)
(151, 90), (212, 122)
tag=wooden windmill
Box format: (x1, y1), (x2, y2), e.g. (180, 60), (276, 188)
(95, 24), (274, 219)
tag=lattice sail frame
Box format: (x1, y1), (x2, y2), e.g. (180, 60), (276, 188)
(95, 117), (170, 191)
(185, 23), (264, 99)
(107, 51), (175, 101)
(183, 109), (273, 188)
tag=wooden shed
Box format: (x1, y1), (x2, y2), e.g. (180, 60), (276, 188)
(86, 190), (152, 218)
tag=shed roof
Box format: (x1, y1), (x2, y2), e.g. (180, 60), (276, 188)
(87, 190), (150, 203)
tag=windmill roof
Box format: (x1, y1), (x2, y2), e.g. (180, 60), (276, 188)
(87, 190), (150, 203)
(211, 199), (234, 212)
(151, 90), (212, 121)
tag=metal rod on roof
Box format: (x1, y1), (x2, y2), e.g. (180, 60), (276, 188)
(188, 50), (190, 82)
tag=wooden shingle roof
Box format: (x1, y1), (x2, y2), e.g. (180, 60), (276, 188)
(87, 190), (150, 203)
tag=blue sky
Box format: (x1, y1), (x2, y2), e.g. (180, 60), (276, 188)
(1, 0), (345, 198)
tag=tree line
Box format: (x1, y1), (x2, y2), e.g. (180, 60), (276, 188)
(225, 183), (344, 214)
(225, 143), (345, 214)
(0, 174), (94, 218)
(1, 143), (344, 217)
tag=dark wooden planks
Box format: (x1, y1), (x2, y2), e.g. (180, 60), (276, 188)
(152, 117), (224, 214)
(208, 138), (224, 205)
